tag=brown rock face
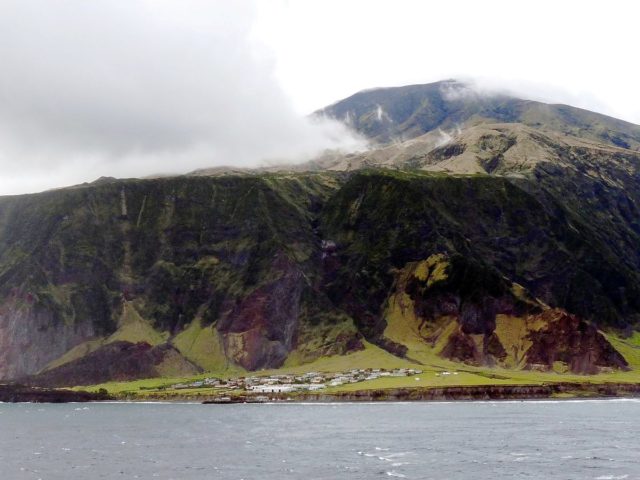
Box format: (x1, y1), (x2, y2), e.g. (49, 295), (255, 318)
(439, 330), (478, 363)
(28, 341), (201, 387)
(437, 308), (629, 374)
(439, 330), (507, 367)
(525, 311), (628, 374)
(406, 255), (533, 336)
(384, 254), (629, 374)
(217, 256), (304, 370)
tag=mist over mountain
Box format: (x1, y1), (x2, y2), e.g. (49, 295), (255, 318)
(5, 2), (640, 478)
(317, 80), (640, 149)
(1, 80), (640, 389)
(0, 0), (364, 195)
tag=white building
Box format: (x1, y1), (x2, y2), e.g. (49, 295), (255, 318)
(248, 385), (296, 393)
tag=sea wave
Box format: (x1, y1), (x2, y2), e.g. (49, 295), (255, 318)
(386, 471), (407, 478)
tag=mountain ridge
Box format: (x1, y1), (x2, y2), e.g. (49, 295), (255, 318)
(316, 79), (640, 150)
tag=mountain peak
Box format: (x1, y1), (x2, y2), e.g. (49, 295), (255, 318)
(318, 79), (640, 151)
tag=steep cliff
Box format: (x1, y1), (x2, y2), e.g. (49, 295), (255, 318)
(2, 81), (640, 386)
(0, 173), (362, 381)
(379, 253), (627, 373)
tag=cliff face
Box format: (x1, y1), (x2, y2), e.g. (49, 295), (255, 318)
(0, 293), (97, 379)
(30, 341), (200, 388)
(1, 167), (638, 384)
(0, 174), (363, 381)
(321, 171), (640, 333)
(0, 168), (637, 384)
(378, 253), (627, 373)
(2, 81), (640, 385)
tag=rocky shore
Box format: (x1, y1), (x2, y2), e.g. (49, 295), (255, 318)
(0, 384), (112, 403)
(5, 381), (640, 404)
(199, 382), (640, 404)
(297, 383), (640, 402)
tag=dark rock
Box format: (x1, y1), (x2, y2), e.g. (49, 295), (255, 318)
(28, 341), (200, 388)
(525, 311), (629, 374)
(0, 383), (112, 403)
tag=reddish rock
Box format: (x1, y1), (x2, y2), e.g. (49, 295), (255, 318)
(525, 311), (628, 374)
(28, 341), (201, 388)
(440, 330), (478, 363)
(217, 255), (304, 370)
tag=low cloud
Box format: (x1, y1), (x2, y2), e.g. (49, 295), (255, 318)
(439, 81), (484, 102)
(0, 1), (364, 195)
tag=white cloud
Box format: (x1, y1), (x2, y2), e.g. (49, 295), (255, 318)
(2, 0), (639, 195)
(255, 0), (640, 125)
(0, 0), (363, 195)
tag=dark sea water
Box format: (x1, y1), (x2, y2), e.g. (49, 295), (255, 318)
(1, 399), (639, 480)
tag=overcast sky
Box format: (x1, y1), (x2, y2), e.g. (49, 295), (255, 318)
(1, 0), (639, 195)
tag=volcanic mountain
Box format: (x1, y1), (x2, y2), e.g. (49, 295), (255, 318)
(2, 80), (640, 387)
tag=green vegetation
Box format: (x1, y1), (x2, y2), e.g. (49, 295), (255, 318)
(3, 81), (640, 388)
(605, 333), (640, 370)
(279, 341), (411, 373)
(107, 302), (168, 346)
(73, 329), (640, 400)
(321, 79), (640, 150)
(172, 318), (231, 372)
(4, 168), (640, 384)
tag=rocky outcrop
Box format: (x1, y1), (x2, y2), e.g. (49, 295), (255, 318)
(217, 255), (304, 370)
(296, 382), (640, 402)
(28, 341), (200, 388)
(381, 253), (628, 374)
(526, 310), (628, 374)
(440, 330), (507, 366)
(0, 293), (97, 379)
(0, 384), (112, 403)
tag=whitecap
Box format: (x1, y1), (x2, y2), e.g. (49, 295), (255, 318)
(386, 471), (407, 478)
(383, 452), (411, 458)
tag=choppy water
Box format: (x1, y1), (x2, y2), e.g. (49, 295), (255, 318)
(1, 399), (639, 479)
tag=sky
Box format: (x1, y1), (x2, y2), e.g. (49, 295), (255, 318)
(0, 0), (639, 195)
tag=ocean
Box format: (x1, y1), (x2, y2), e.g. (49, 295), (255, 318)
(1, 399), (639, 479)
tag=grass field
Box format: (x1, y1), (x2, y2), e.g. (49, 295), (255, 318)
(77, 332), (640, 399)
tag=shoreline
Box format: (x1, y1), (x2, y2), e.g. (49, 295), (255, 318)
(295, 382), (640, 403)
(3, 381), (640, 404)
(174, 382), (640, 404)
(0, 384), (112, 403)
